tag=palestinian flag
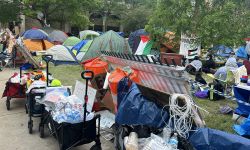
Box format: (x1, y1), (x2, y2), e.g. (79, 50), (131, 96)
(135, 35), (153, 55)
(187, 48), (198, 59)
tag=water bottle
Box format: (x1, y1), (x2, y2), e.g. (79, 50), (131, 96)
(168, 133), (178, 149)
(162, 128), (172, 144)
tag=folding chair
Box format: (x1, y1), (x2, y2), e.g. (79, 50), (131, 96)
(207, 69), (235, 96)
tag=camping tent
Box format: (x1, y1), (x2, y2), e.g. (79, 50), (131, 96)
(81, 30), (132, 62)
(71, 40), (92, 61)
(135, 35), (153, 55)
(46, 45), (78, 65)
(23, 39), (54, 51)
(63, 36), (81, 49)
(49, 30), (68, 44)
(79, 30), (100, 40)
(128, 29), (148, 53)
(41, 27), (54, 34)
(22, 29), (50, 41)
(236, 46), (248, 59)
(211, 45), (233, 57)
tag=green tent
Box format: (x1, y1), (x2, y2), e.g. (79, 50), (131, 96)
(63, 36), (81, 48)
(81, 30), (132, 62)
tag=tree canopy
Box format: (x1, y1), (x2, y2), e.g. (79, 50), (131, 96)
(0, 0), (21, 25)
(23, 0), (98, 28)
(146, 0), (250, 48)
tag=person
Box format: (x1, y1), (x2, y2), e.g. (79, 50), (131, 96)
(214, 57), (238, 81)
(245, 39), (250, 60)
(243, 60), (250, 75)
(186, 56), (202, 75)
(202, 54), (216, 73)
(195, 72), (207, 85)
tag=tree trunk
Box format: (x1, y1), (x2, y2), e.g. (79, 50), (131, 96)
(102, 15), (107, 32)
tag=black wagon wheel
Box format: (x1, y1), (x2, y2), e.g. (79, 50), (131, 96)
(6, 97), (11, 111)
(39, 124), (45, 138)
(28, 120), (33, 134)
(90, 144), (102, 150)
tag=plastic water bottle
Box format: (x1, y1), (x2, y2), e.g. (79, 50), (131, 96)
(162, 128), (172, 144)
(168, 133), (178, 149)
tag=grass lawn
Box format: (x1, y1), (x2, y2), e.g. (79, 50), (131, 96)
(48, 63), (238, 134)
(49, 64), (84, 87)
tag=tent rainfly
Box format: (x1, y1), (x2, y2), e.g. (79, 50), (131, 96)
(46, 45), (78, 65)
(79, 30), (100, 40)
(71, 40), (92, 61)
(81, 30), (132, 62)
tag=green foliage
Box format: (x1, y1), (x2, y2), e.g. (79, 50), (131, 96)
(121, 0), (156, 33)
(0, 0), (21, 24)
(23, 0), (98, 28)
(146, 0), (250, 48)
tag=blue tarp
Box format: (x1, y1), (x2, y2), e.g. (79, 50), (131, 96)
(71, 40), (89, 55)
(236, 46), (248, 59)
(211, 45), (233, 57)
(128, 29), (148, 53)
(234, 115), (250, 136)
(116, 79), (169, 128)
(189, 128), (250, 150)
(22, 29), (50, 41)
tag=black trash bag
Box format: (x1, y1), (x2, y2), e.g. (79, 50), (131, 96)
(112, 123), (131, 150)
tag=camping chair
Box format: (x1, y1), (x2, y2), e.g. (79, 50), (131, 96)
(207, 70), (235, 96)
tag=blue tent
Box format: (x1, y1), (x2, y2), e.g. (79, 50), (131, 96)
(22, 29), (50, 41)
(117, 32), (125, 37)
(128, 29), (148, 53)
(236, 46), (248, 59)
(211, 45), (233, 57)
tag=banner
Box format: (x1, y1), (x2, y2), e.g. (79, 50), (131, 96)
(179, 34), (201, 59)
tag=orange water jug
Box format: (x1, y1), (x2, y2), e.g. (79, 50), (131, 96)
(84, 58), (108, 75)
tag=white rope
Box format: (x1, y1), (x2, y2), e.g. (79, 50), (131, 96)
(164, 94), (198, 139)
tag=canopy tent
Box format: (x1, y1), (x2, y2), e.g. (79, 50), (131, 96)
(79, 30), (100, 40)
(71, 40), (92, 61)
(49, 30), (68, 44)
(23, 39), (54, 51)
(22, 29), (50, 41)
(236, 46), (248, 59)
(63, 36), (81, 49)
(135, 35), (153, 55)
(46, 45), (78, 65)
(128, 29), (148, 53)
(210, 45), (233, 57)
(81, 30), (132, 62)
